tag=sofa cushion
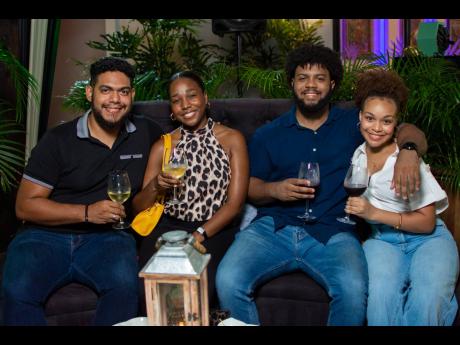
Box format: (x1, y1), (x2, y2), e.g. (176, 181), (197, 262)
(131, 98), (294, 142)
(44, 283), (98, 316)
(255, 271), (330, 326)
(256, 271), (330, 302)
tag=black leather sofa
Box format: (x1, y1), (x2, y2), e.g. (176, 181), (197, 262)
(1, 98), (459, 326)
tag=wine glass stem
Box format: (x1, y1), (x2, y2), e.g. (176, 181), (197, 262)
(118, 202), (124, 225)
(305, 199), (310, 215)
(173, 186), (178, 201)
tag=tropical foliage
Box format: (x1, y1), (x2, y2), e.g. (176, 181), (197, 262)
(0, 41), (38, 192)
(62, 19), (324, 111)
(63, 19), (226, 111)
(224, 19), (324, 70)
(389, 52), (460, 192)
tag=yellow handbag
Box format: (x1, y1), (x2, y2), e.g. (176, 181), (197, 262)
(131, 133), (171, 236)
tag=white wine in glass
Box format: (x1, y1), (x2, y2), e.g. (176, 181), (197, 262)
(164, 147), (187, 205)
(163, 165), (187, 180)
(107, 170), (131, 229)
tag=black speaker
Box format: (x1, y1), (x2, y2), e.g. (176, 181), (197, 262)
(212, 19), (267, 36)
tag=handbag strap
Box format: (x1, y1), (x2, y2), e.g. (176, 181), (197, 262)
(162, 133), (172, 170)
(157, 133), (172, 204)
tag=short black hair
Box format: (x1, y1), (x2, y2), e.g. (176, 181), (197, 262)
(167, 70), (206, 97)
(285, 43), (343, 91)
(167, 71), (210, 117)
(89, 57), (135, 87)
(354, 69), (409, 114)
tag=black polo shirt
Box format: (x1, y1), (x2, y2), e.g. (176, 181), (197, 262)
(22, 110), (163, 233)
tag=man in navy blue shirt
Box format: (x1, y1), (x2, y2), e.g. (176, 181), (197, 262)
(2, 57), (163, 325)
(216, 44), (427, 325)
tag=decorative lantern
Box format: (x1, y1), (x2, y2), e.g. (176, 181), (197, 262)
(139, 230), (211, 326)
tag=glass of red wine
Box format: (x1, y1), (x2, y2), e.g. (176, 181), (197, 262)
(336, 163), (368, 225)
(297, 162), (320, 221)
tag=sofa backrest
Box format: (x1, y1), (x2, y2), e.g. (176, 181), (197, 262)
(131, 98), (294, 142)
(131, 98), (355, 143)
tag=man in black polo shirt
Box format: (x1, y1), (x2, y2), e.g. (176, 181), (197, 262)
(2, 57), (163, 325)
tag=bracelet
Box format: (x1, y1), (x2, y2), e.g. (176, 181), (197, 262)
(196, 226), (208, 240)
(84, 205), (89, 223)
(395, 213), (402, 230)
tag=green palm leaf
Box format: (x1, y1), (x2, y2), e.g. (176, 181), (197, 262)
(0, 42), (39, 123)
(240, 67), (290, 99)
(0, 42), (37, 192)
(0, 121), (25, 191)
(388, 50), (460, 192)
(202, 63), (237, 99)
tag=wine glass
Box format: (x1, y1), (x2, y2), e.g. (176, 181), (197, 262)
(163, 147), (188, 205)
(297, 162), (320, 221)
(336, 163), (368, 225)
(107, 170), (131, 229)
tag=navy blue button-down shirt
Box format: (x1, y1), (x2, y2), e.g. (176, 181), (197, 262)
(249, 105), (364, 243)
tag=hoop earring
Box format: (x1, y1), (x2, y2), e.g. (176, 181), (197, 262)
(356, 121), (361, 128)
(170, 113), (176, 121)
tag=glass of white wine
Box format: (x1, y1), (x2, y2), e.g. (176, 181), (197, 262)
(107, 169), (131, 229)
(163, 147), (187, 205)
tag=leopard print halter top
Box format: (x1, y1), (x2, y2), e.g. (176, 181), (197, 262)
(164, 117), (231, 221)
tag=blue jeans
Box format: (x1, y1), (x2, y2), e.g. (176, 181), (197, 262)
(363, 218), (459, 326)
(2, 228), (139, 325)
(216, 216), (368, 325)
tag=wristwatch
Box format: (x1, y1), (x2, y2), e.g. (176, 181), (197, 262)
(400, 141), (418, 153)
(196, 226), (208, 240)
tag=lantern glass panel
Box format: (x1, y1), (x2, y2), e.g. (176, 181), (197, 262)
(159, 283), (185, 326)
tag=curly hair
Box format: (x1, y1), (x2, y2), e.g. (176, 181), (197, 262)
(354, 69), (409, 113)
(89, 57), (135, 87)
(285, 43), (343, 90)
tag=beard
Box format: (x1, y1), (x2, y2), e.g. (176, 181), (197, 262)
(91, 101), (129, 131)
(294, 88), (334, 120)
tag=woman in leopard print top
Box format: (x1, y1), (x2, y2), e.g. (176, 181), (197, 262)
(164, 116), (231, 222)
(133, 71), (249, 308)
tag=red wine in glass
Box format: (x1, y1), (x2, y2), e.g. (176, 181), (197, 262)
(344, 184), (367, 197)
(297, 162), (320, 221)
(337, 163), (368, 225)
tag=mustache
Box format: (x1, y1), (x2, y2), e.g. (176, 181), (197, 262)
(301, 88), (320, 94)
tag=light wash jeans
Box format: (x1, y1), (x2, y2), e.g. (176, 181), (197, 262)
(216, 216), (368, 325)
(2, 228), (139, 325)
(363, 218), (459, 326)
